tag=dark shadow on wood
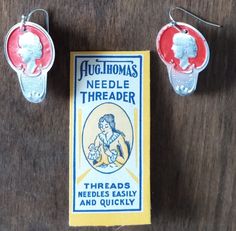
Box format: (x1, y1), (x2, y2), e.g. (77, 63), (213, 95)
(196, 24), (236, 94)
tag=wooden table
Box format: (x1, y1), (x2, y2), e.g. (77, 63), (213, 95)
(0, 1), (235, 230)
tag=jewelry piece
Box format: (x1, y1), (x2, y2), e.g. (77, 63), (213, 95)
(156, 7), (221, 96)
(4, 9), (55, 103)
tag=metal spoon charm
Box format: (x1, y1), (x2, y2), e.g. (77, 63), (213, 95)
(156, 7), (221, 96)
(4, 9), (55, 103)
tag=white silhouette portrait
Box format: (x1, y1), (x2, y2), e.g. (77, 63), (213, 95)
(172, 33), (197, 70)
(18, 32), (42, 74)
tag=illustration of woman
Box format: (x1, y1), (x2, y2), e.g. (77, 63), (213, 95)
(88, 114), (130, 168)
(18, 31), (43, 74)
(171, 32), (198, 70)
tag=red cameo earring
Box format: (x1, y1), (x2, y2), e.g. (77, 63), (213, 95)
(156, 7), (221, 96)
(4, 9), (55, 103)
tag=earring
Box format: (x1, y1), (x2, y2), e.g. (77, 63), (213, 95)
(4, 9), (55, 103)
(156, 7), (221, 96)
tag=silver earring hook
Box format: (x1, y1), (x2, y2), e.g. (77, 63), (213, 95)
(20, 15), (28, 31)
(169, 7), (222, 29)
(21, 8), (49, 32)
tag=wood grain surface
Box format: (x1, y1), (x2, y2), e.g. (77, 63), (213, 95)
(0, 0), (235, 230)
